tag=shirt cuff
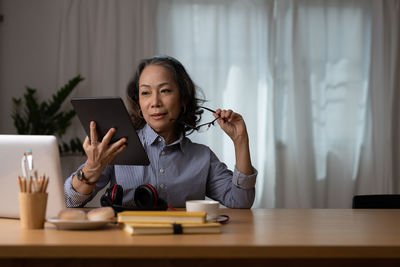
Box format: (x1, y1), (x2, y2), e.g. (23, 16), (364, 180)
(232, 166), (257, 189)
(64, 171), (93, 206)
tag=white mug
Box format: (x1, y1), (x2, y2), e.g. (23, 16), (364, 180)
(186, 200), (219, 222)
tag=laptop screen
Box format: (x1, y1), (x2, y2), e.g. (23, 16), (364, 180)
(0, 135), (66, 219)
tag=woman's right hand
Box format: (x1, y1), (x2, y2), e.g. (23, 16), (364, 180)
(81, 121), (127, 183)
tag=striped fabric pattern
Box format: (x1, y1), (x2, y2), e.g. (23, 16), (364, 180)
(64, 124), (257, 208)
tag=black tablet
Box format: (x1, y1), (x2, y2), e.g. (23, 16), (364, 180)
(71, 97), (150, 165)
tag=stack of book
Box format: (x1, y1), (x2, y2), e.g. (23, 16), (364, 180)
(117, 211), (221, 235)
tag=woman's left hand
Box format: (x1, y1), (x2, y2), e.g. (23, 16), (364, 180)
(214, 109), (253, 175)
(214, 109), (248, 144)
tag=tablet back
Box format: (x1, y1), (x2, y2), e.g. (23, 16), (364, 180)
(71, 97), (150, 165)
(0, 135), (66, 219)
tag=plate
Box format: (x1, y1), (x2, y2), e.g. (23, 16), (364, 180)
(47, 217), (116, 230)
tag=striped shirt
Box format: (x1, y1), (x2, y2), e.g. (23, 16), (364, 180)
(64, 124), (257, 208)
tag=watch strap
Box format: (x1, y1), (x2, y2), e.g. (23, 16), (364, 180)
(77, 168), (96, 185)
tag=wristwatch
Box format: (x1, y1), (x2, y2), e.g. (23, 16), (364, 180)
(77, 168), (96, 185)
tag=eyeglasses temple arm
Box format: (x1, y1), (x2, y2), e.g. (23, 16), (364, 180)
(200, 106), (217, 114)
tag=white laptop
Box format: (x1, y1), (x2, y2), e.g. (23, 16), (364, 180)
(0, 135), (66, 219)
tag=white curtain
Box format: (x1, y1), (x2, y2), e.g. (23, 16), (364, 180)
(57, 0), (157, 103)
(155, 0), (276, 207)
(155, 0), (400, 208)
(272, 0), (371, 208)
(58, 0), (400, 208)
(363, 0), (400, 194)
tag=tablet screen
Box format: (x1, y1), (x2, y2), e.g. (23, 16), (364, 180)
(71, 97), (150, 165)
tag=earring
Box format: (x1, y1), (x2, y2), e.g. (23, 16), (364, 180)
(139, 110), (144, 118)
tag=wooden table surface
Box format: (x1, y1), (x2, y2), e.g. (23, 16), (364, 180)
(1, 208), (400, 258)
(1, 209), (400, 267)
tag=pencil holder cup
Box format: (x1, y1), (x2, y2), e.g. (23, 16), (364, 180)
(18, 192), (48, 229)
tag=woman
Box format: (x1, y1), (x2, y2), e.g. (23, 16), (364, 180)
(64, 56), (257, 208)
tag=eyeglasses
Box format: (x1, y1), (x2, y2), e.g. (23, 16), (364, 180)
(177, 106), (220, 133)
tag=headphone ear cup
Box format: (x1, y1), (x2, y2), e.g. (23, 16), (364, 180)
(156, 197), (168, 210)
(100, 184), (123, 207)
(100, 187), (112, 207)
(113, 184), (123, 205)
(134, 184), (157, 209)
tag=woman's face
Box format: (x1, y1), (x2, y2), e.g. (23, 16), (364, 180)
(138, 64), (181, 137)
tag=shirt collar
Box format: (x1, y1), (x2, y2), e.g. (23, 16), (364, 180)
(142, 124), (159, 145)
(142, 124), (186, 153)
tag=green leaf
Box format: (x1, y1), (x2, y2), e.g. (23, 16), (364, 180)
(62, 142), (70, 153)
(46, 75), (85, 117)
(70, 137), (84, 154)
(11, 75), (85, 155)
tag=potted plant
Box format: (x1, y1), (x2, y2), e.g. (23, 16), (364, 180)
(11, 75), (85, 156)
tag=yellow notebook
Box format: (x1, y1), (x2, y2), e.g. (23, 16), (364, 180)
(117, 211), (206, 224)
(122, 222), (221, 235)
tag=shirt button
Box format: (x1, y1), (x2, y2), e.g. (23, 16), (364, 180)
(161, 151), (165, 155)
(158, 137), (162, 142)
(160, 168), (165, 174)
(160, 184), (165, 189)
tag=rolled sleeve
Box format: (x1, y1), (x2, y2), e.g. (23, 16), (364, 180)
(64, 164), (113, 207)
(64, 169), (94, 207)
(232, 166), (258, 189)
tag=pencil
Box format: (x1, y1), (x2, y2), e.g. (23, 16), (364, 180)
(37, 176), (43, 193)
(21, 177), (26, 193)
(32, 177), (37, 193)
(43, 177), (49, 193)
(18, 176), (23, 192)
(27, 177), (32, 193)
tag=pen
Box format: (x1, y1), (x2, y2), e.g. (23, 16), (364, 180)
(21, 149), (33, 179)
(26, 149), (33, 171)
(21, 154), (27, 179)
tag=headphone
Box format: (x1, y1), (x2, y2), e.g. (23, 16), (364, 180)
(100, 183), (168, 212)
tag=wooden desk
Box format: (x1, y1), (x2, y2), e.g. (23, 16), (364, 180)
(1, 209), (400, 267)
